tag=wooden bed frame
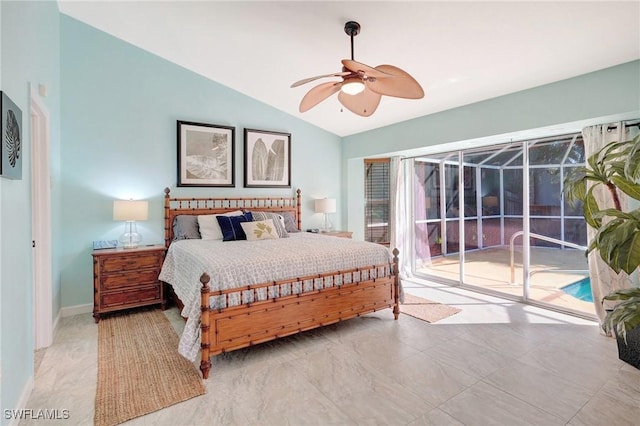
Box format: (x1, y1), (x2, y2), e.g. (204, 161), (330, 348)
(163, 188), (400, 379)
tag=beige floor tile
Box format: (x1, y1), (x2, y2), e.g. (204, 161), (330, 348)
(379, 352), (478, 406)
(422, 335), (518, 379)
(517, 340), (622, 394)
(439, 381), (565, 426)
(570, 377), (640, 426)
(407, 408), (466, 426)
(484, 359), (594, 421)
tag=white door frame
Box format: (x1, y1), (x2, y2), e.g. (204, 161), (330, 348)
(30, 87), (52, 350)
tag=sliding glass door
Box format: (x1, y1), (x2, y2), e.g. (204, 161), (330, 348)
(412, 134), (594, 317)
(414, 153), (461, 284)
(526, 137), (590, 312)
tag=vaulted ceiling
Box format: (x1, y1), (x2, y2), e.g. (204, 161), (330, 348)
(59, 1), (640, 137)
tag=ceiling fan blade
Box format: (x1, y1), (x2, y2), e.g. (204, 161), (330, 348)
(291, 71), (350, 88)
(341, 60), (391, 79)
(338, 89), (381, 117)
(365, 64), (425, 99)
(299, 81), (342, 112)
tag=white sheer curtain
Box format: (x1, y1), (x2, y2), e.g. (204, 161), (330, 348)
(389, 157), (414, 302)
(582, 122), (638, 323)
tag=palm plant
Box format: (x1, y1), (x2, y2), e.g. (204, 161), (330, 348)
(565, 134), (640, 343)
(601, 288), (640, 344)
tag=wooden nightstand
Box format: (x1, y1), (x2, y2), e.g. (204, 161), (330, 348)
(319, 230), (353, 239)
(92, 245), (166, 323)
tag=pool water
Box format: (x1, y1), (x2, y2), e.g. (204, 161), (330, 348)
(560, 277), (593, 303)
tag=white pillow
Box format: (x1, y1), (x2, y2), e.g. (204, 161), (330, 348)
(240, 219), (279, 241)
(198, 210), (244, 240)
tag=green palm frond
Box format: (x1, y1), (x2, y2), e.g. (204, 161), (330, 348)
(603, 297), (640, 344)
(566, 135), (640, 344)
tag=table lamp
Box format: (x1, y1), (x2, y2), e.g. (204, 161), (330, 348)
(113, 199), (148, 248)
(315, 198), (336, 232)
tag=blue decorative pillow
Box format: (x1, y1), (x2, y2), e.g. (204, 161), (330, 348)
(216, 212), (253, 241)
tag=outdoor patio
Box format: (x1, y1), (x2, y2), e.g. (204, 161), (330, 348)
(416, 246), (594, 316)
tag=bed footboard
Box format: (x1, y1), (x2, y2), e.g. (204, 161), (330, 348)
(198, 249), (400, 379)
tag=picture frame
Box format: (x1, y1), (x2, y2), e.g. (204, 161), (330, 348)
(177, 120), (235, 187)
(244, 128), (291, 188)
(1, 91), (22, 180)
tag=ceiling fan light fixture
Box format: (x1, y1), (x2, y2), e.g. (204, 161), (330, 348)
(341, 77), (365, 95)
(291, 20), (424, 115)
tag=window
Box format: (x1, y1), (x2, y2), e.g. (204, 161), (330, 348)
(364, 158), (390, 245)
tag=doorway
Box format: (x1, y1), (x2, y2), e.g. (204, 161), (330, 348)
(30, 87), (52, 350)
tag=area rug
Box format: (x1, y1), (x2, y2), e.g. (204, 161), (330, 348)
(400, 293), (461, 323)
(95, 309), (205, 426)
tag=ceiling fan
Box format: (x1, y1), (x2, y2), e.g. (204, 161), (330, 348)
(291, 21), (424, 117)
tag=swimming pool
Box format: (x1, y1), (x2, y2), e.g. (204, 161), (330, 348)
(560, 277), (593, 303)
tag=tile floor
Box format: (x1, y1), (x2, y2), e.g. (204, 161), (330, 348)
(22, 279), (640, 425)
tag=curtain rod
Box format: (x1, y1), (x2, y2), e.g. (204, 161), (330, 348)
(608, 119), (640, 131)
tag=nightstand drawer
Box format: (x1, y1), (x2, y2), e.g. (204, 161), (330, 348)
(101, 269), (160, 290)
(101, 285), (161, 308)
(100, 252), (162, 272)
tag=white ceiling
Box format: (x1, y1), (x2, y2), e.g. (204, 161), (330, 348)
(58, 1), (640, 137)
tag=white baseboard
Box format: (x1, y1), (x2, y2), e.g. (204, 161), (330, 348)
(52, 309), (61, 335)
(60, 303), (92, 318)
(8, 376), (34, 426)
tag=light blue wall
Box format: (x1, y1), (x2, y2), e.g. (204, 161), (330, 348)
(60, 16), (342, 308)
(343, 61), (640, 240)
(0, 0), (60, 420)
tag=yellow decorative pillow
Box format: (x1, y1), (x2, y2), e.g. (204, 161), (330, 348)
(240, 219), (279, 241)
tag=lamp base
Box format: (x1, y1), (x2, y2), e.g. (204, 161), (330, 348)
(120, 221), (142, 249)
(120, 232), (142, 249)
(321, 213), (333, 232)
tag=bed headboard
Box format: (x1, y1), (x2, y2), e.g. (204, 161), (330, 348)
(163, 187), (302, 247)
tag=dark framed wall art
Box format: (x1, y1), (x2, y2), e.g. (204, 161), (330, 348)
(1, 91), (22, 180)
(244, 128), (291, 188)
(177, 120), (235, 187)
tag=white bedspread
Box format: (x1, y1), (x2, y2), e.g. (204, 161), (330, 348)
(159, 232), (393, 361)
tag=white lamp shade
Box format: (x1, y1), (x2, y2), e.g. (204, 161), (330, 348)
(113, 200), (148, 221)
(315, 198), (336, 214)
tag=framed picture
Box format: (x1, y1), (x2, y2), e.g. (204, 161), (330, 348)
(244, 128), (291, 188)
(1, 91), (22, 180)
(177, 120), (235, 187)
